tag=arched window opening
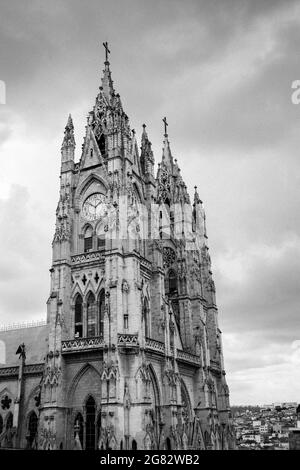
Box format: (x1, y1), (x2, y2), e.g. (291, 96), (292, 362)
(132, 439), (137, 450)
(84, 227), (93, 253)
(0, 415), (3, 435)
(85, 396), (96, 450)
(181, 382), (192, 426)
(3, 412), (13, 448)
(87, 292), (96, 337)
(96, 221), (106, 250)
(98, 134), (106, 157)
(172, 300), (180, 334)
(143, 298), (150, 338)
(120, 440), (123, 450)
(166, 437), (172, 450)
(99, 290), (105, 337)
(74, 413), (84, 449)
(148, 370), (160, 447)
(168, 270), (177, 296)
(75, 295), (83, 338)
(204, 431), (211, 450)
(27, 411), (38, 448)
(97, 234), (105, 250)
(6, 412), (13, 430)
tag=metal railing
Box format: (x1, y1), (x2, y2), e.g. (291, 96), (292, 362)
(0, 319), (47, 332)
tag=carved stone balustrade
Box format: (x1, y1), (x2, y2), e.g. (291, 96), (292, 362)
(61, 336), (105, 354)
(177, 349), (201, 367)
(117, 333), (139, 352)
(71, 251), (105, 265)
(145, 337), (165, 355)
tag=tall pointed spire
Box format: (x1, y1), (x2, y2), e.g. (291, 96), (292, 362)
(61, 114), (75, 150)
(101, 41), (115, 102)
(140, 124), (154, 176)
(161, 117), (173, 168)
(61, 114), (75, 166)
(193, 185), (207, 239)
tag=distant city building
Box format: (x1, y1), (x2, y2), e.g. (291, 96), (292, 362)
(289, 405), (300, 450)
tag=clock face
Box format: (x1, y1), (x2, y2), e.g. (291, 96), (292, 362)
(82, 193), (106, 221)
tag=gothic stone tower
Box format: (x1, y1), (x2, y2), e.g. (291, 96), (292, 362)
(38, 48), (234, 451)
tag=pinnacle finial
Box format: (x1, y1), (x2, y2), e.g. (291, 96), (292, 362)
(141, 123), (148, 141)
(61, 114), (75, 158)
(194, 185), (202, 204)
(62, 114), (75, 149)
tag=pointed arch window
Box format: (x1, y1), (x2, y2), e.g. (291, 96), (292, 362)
(181, 382), (192, 425)
(6, 412), (13, 430)
(97, 234), (105, 250)
(27, 411), (38, 448)
(168, 270), (177, 295)
(87, 292), (96, 337)
(99, 290), (105, 337)
(166, 437), (172, 450)
(84, 226), (93, 252)
(132, 439), (137, 450)
(86, 396), (96, 450)
(75, 295), (83, 338)
(3, 412), (13, 448)
(98, 134), (106, 157)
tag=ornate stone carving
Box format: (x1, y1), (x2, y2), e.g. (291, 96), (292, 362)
(163, 247), (176, 268)
(158, 167), (171, 202)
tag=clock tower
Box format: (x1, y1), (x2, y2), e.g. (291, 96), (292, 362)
(37, 46), (234, 451)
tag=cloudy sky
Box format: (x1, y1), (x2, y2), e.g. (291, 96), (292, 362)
(0, 0), (300, 405)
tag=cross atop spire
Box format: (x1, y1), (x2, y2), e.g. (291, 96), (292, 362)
(163, 117), (168, 136)
(99, 41), (115, 101)
(103, 41), (111, 63)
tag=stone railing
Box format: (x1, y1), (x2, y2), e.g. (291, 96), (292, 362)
(24, 363), (45, 375)
(140, 258), (152, 272)
(61, 336), (105, 354)
(117, 333), (139, 349)
(0, 366), (18, 377)
(0, 363), (44, 377)
(71, 251), (105, 265)
(177, 349), (201, 366)
(145, 337), (165, 354)
(210, 359), (222, 373)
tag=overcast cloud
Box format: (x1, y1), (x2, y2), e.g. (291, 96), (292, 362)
(0, 0), (299, 405)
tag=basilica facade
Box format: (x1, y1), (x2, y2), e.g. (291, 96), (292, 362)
(0, 50), (234, 450)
